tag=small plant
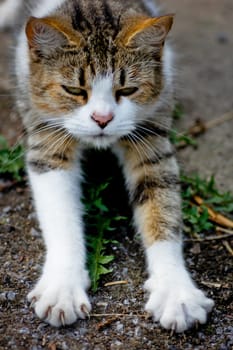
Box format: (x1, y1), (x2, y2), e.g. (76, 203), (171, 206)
(0, 136), (24, 180)
(172, 102), (184, 120)
(170, 130), (197, 147)
(181, 174), (233, 235)
(83, 181), (125, 292)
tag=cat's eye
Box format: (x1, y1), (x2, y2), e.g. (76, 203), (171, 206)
(61, 85), (88, 99)
(116, 87), (138, 99)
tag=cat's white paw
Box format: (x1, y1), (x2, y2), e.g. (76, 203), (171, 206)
(28, 272), (91, 327)
(144, 276), (214, 332)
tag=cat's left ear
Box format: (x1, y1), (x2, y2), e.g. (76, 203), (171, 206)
(25, 17), (84, 57)
(116, 15), (174, 50)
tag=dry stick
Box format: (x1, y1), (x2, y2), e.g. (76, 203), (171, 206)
(204, 110), (233, 130)
(184, 232), (233, 242)
(96, 316), (119, 331)
(91, 313), (149, 318)
(104, 280), (128, 287)
(176, 110), (233, 148)
(216, 226), (233, 235)
(222, 241), (233, 256)
(193, 196), (233, 255)
(193, 195), (233, 229)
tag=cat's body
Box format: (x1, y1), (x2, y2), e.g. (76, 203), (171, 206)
(0, 0), (213, 332)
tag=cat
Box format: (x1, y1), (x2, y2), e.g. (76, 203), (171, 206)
(0, 0), (214, 332)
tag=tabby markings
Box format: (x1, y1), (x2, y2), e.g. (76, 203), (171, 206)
(132, 174), (180, 206)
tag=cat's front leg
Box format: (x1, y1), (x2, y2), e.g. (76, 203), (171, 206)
(144, 241), (214, 332)
(117, 138), (214, 332)
(27, 165), (91, 327)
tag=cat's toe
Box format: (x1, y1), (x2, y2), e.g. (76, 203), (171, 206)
(28, 283), (91, 327)
(145, 280), (214, 332)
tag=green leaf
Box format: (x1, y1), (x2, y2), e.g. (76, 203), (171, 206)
(172, 103), (184, 120)
(97, 265), (113, 275)
(170, 130), (197, 147)
(98, 255), (114, 264)
(181, 173), (232, 235)
(0, 136), (25, 180)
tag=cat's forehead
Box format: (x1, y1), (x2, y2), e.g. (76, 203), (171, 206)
(53, 43), (142, 81)
(91, 74), (114, 94)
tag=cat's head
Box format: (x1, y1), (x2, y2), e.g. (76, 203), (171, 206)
(25, 14), (173, 148)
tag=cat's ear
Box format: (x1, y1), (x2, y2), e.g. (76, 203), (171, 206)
(117, 15), (174, 50)
(25, 17), (84, 56)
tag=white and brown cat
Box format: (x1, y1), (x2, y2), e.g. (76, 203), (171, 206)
(0, 0), (214, 332)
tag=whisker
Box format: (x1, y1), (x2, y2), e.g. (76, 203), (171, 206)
(126, 134), (148, 178)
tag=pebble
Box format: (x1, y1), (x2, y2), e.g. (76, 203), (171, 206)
(216, 327), (223, 335)
(115, 321), (124, 333)
(3, 206), (11, 214)
(30, 227), (40, 237)
(19, 327), (30, 335)
(134, 326), (142, 337)
(110, 341), (123, 349)
(132, 317), (139, 325)
(0, 292), (7, 301)
(28, 212), (37, 220)
(7, 291), (16, 301)
(61, 342), (69, 350)
(198, 332), (205, 340)
(0, 291), (16, 301)
(122, 267), (128, 277)
(79, 327), (88, 336)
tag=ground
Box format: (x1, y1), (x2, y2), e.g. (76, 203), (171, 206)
(0, 1), (232, 349)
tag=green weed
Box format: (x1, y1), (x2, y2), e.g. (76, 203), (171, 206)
(0, 136), (24, 180)
(170, 130), (197, 147)
(181, 174), (233, 235)
(172, 102), (184, 120)
(83, 181), (125, 292)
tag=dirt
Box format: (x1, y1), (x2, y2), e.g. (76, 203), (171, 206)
(0, 1), (233, 349)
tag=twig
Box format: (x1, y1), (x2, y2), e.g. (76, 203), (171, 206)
(184, 232), (233, 242)
(222, 241), (233, 256)
(91, 313), (149, 318)
(193, 195), (233, 229)
(96, 316), (118, 331)
(176, 110), (233, 149)
(205, 111), (233, 130)
(200, 281), (222, 288)
(216, 226), (233, 235)
(104, 280), (128, 287)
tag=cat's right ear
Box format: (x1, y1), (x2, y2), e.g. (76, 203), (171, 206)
(25, 17), (84, 57)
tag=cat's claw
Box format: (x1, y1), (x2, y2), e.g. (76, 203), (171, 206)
(27, 272), (91, 327)
(144, 277), (214, 333)
(59, 311), (66, 327)
(29, 296), (37, 309)
(81, 304), (90, 319)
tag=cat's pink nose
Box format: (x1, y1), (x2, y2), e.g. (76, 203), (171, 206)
(91, 112), (113, 129)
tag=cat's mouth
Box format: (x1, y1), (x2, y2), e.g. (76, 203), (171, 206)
(83, 133), (118, 148)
